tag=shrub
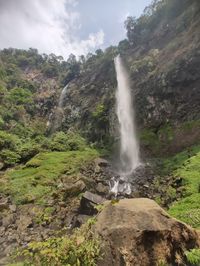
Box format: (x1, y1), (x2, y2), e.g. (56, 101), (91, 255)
(66, 132), (87, 151)
(9, 123), (34, 139)
(51, 131), (87, 152)
(0, 116), (4, 128)
(0, 131), (21, 150)
(0, 131), (21, 166)
(13, 218), (101, 266)
(185, 249), (200, 265)
(50, 132), (70, 151)
(41, 64), (58, 77)
(6, 87), (33, 105)
(0, 85), (7, 100)
(1, 149), (21, 166)
(19, 141), (41, 162)
(89, 103), (110, 146)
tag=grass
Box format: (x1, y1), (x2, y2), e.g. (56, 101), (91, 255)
(164, 145), (200, 228)
(0, 148), (99, 205)
(160, 145), (200, 175)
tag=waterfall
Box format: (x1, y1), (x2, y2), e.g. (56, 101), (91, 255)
(47, 84), (68, 134)
(110, 55), (140, 196)
(58, 84), (68, 108)
(115, 55), (140, 174)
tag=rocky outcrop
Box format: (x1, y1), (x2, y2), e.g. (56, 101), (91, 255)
(94, 198), (200, 266)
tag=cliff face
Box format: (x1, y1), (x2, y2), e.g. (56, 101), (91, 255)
(62, 0), (200, 154)
(127, 0), (200, 127)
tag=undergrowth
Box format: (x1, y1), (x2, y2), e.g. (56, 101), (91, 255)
(11, 218), (101, 266)
(0, 149), (99, 205)
(163, 145), (200, 228)
(185, 249), (200, 266)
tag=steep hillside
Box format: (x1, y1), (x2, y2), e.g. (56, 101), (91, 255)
(0, 49), (83, 168)
(62, 0), (200, 154)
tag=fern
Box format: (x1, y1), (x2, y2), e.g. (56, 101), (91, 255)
(185, 249), (200, 265)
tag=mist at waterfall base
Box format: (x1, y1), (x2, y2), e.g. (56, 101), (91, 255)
(109, 55), (140, 197)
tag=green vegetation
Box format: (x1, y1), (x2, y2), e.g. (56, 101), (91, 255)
(6, 87), (33, 105)
(130, 49), (159, 79)
(125, 0), (193, 46)
(90, 103), (110, 146)
(0, 46), (117, 167)
(159, 145), (200, 228)
(12, 218), (100, 266)
(157, 260), (168, 266)
(161, 145), (200, 175)
(0, 129), (89, 167)
(140, 120), (200, 155)
(51, 131), (87, 152)
(185, 249), (200, 265)
(140, 128), (160, 153)
(0, 48), (94, 168)
(1, 149), (98, 205)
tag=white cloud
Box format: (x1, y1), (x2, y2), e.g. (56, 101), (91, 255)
(0, 0), (104, 58)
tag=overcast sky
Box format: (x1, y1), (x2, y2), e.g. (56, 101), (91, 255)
(0, 0), (152, 59)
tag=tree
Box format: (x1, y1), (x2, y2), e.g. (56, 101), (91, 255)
(95, 49), (103, 57)
(124, 16), (137, 44)
(67, 53), (77, 65)
(118, 39), (130, 53)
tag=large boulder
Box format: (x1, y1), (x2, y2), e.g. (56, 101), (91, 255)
(94, 198), (199, 266)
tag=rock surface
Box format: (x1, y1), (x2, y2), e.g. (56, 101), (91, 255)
(80, 191), (106, 215)
(94, 198), (200, 266)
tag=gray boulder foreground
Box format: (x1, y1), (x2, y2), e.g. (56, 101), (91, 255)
(94, 198), (200, 266)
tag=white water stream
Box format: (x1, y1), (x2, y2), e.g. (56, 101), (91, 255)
(110, 55), (140, 196)
(47, 84), (68, 133)
(58, 84), (68, 108)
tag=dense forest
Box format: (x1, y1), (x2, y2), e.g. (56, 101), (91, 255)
(0, 0), (200, 265)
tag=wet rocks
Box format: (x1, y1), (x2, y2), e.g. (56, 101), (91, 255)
(74, 214), (91, 227)
(62, 180), (86, 199)
(80, 158), (111, 197)
(96, 183), (109, 195)
(80, 191), (106, 215)
(94, 158), (110, 173)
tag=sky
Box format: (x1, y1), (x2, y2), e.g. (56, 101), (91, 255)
(0, 0), (152, 59)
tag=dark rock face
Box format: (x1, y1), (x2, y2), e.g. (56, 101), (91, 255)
(94, 198), (200, 266)
(80, 191), (106, 215)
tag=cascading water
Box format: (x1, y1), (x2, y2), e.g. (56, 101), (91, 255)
(110, 55), (140, 196)
(47, 84), (68, 133)
(115, 55), (140, 173)
(58, 84), (68, 109)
